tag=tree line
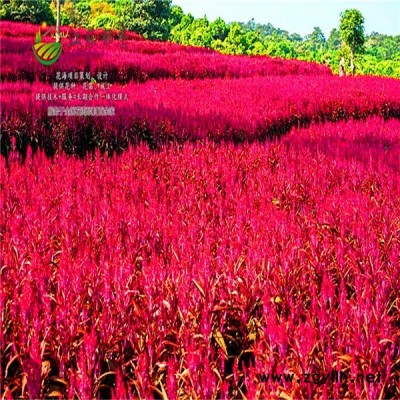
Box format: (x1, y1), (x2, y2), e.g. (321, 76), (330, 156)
(1, 0), (399, 78)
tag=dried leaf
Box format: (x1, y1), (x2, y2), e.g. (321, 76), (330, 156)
(213, 330), (228, 357)
(159, 382), (168, 400)
(41, 360), (51, 376)
(47, 377), (68, 386)
(46, 391), (64, 398)
(272, 198), (280, 205)
(278, 390), (294, 400)
(213, 368), (223, 383)
(192, 279), (205, 298)
(271, 296), (282, 304)
(5, 355), (19, 378)
(163, 300), (171, 311)
(95, 371), (116, 386)
(338, 354), (352, 362)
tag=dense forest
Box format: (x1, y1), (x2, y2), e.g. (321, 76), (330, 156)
(1, 0), (399, 77)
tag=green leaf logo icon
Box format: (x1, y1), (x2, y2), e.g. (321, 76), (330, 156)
(32, 29), (62, 66)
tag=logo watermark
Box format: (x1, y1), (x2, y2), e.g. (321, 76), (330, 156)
(32, 23), (128, 66)
(257, 370), (393, 386)
(32, 27), (62, 66)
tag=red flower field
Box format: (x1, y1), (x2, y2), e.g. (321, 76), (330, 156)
(1, 22), (399, 399)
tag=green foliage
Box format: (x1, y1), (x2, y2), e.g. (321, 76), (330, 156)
(327, 28), (341, 51)
(250, 41), (267, 55)
(114, 0), (171, 40)
(185, 17), (213, 47)
(74, 0), (91, 27)
(56, 0), (92, 27)
(168, 5), (184, 28)
(339, 9), (365, 74)
(113, 0), (134, 29)
(358, 55), (400, 78)
(340, 9), (365, 53)
(306, 27), (326, 51)
(365, 33), (400, 60)
(0, 0), (55, 24)
(220, 23), (247, 54)
(209, 17), (229, 41)
(290, 33), (302, 43)
(265, 39), (296, 59)
(89, 12), (118, 29)
(240, 19), (288, 39)
(170, 14), (229, 49)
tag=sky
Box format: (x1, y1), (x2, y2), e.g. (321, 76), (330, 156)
(172, 0), (400, 37)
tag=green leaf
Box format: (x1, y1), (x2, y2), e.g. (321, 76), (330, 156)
(35, 29), (41, 44)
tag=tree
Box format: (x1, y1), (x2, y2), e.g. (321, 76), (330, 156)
(308, 27), (326, 50)
(289, 33), (303, 43)
(115, 0), (172, 40)
(168, 5), (184, 29)
(327, 28), (341, 51)
(169, 13), (195, 44)
(114, 0), (134, 28)
(75, 0), (91, 26)
(221, 23), (247, 54)
(56, 0), (91, 27)
(88, 0), (117, 28)
(0, 0), (55, 24)
(340, 9), (365, 75)
(209, 17), (229, 42)
(183, 17), (213, 47)
(266, 39), (295, 59)
(90, 0), (115, 20)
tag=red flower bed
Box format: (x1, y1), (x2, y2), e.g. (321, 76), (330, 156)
(0, 22), (331, 83)
(1, 75), (399, 157)
(2, 118), (399, 399)
(1, 20), (400, 400)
